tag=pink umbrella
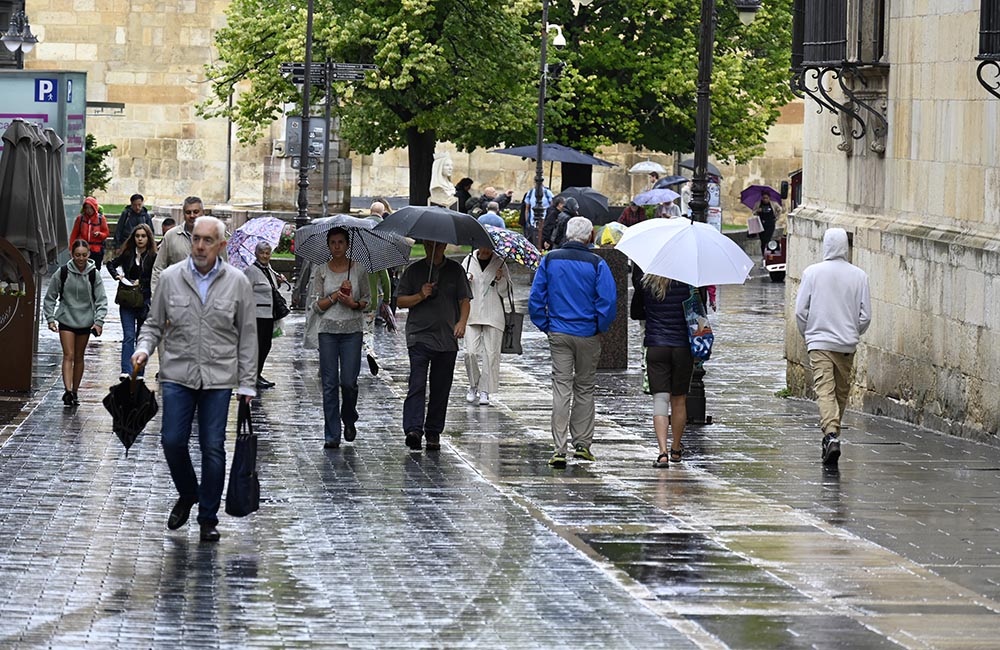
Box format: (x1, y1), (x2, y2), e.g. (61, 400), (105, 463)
(227, 216), (288, 270)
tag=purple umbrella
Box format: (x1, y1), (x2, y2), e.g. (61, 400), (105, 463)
(740, 185), (782, 210)
(227, 216), (287, 270)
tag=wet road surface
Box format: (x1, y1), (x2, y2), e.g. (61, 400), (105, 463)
(2, 271), (999, 648)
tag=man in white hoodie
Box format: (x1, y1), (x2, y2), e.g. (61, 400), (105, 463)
(795, 228), (872, 465)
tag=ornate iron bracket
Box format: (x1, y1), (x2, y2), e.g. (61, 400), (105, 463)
(793, 64), (888, 156)
(839, 64), (888, 155)
(793, 66), (840, 116)
(977, 59), (1000, 101)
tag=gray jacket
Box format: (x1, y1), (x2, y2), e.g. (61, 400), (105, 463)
(244, 262), (275, 319)
(137, 259), (258, 394)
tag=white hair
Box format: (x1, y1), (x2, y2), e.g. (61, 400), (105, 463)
(565, 216), (593, 244)
(370, 202), (385, 215)
(254, 240), (272, 254)
(194, 215), (226, 240)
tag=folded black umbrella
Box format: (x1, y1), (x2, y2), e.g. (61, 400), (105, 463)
(102, 372), (158, 456)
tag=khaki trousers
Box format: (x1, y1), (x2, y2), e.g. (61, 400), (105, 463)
(549, 332), (601, 454)
(808, 349), (854, 435)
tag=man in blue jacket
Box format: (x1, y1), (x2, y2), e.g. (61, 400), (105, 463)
(529, 216), (617, 469)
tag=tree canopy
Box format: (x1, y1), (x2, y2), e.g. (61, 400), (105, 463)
(200, 0), (793, 203)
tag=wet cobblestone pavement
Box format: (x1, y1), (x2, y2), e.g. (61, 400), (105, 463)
(2, 271), (1000, 648)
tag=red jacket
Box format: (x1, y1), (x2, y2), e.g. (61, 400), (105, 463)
(69, 197), (110, 253)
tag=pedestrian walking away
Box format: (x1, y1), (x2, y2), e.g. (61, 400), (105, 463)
(633, 273), (702, 467)
(461, 246), (509, 407)
(752, 193), (782, 261)
(529, 217), (616, 469)
(397, 240), (472, 451)
(244, 241), (288, 390)
(310, 228), (370, 449)
(113, 193), (153, 256)
(43, 239), (108, 406)
(69, 197), (110, 270)
(105, 223), (156, 380)
(794, 227), (871, 466)
(132, 216), (257, 543)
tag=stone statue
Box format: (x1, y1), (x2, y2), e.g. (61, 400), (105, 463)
(428, 152), (458, 209)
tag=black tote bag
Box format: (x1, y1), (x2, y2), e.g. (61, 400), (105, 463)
(225, 401), (260, 517)
(500, 282), (523, 355)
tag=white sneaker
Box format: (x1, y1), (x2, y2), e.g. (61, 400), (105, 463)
(466, 388), (478, 403)
(479, 391), (490, 406)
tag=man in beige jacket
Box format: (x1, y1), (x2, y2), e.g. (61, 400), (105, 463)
(133, 216), (257, 543)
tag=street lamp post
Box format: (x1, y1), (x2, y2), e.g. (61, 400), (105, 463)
(293, 0), (316, 305)
(1, 7), (38, 70)
(686, 0), (761, 425)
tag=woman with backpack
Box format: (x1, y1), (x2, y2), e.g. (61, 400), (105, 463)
(43, 239), (109, 406)
(106, 223), (156, 381)
(69, 197), (110, 270)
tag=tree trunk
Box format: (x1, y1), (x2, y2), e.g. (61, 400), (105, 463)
(561, 162), (593, 191)
(407, 127), (437, 206)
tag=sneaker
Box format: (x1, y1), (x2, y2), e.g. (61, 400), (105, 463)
(548, 454), (567, 469)
(466, 388), (478, 404)
(118, 373), (129, 381)
(821, 433), (841, 465)
(573, 445), (596, 462)
(479, 391), (490, 406)
(405, 431), (423, 451)
(367, 353), (379, 376)
(425, 432), (441, 450)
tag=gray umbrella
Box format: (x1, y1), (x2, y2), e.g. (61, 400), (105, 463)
(0, 120), (48, 271)
(491, 143), (616, 168)
(43, 129), (68, 262)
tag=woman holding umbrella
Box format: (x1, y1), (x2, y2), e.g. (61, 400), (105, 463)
(311, 227), (370, 448)
(461, 244), (510, 407)
(43, 239), (108, 406)
(751, 191), (783, 260)
(106, 223), (157, 381)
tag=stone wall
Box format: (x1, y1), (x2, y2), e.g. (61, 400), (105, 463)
(786, 5), (1000, 443)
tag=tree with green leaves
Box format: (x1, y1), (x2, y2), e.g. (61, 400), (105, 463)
(201, 0), (792, 203)
(84, 134), (116, 197)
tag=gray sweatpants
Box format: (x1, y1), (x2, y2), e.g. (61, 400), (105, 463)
(548, 332), (601, 455)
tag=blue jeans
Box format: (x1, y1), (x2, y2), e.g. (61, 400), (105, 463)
(119, 303), (147, 376)
(403, 343), (457, 436)
(160, 382), (232, 526)
(318, 331), (363, 443)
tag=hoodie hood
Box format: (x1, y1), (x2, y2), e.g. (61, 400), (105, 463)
(822, 228), (849, 261)
(68, 257), (96, 275)
(83, 196), (100, 215)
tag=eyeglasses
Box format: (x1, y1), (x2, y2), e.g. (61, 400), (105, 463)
(184, 209), (201, 215)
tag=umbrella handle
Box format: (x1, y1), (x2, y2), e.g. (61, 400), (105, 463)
(130, 362), (143, 394)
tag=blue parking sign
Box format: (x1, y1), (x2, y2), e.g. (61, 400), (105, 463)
(35, 78), (58, 103)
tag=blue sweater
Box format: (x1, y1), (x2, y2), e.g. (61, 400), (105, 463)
(643, 280), (691, 348)
(529, 242), (617, 337)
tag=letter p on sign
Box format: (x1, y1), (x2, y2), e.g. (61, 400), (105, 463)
(35, 79), (57, 103)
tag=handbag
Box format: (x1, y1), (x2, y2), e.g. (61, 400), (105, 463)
(747, 214), (764, 236)
(683, 286), (714, 361)
(115, 281), (145, 309)
(225, 400), (260, 517)
(499, 282), (524, 355)
(259, 263), (290, 320)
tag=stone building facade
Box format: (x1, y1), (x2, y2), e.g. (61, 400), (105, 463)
(786, 2), (1000, 442)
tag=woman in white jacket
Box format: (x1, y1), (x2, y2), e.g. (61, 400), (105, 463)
(462, 246), (510, 406)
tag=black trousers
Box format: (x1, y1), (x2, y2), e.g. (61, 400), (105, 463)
(403, 343), (457, 436)
(256, 317), (273, 376)
(759, 217), (776, 258)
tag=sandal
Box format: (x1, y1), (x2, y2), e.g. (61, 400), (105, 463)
(652, 453), (670, 468)
(669, 445), (684, 462)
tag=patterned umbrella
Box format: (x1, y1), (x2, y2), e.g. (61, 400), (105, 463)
(483, 225), (540, 269)
(295, 214), (411, 273)
(227, 216), (287, 270)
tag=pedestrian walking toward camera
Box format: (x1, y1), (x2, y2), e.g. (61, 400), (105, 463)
(132, 216), (257, 543)
(113, 193), (153, 256)
(244, 241), (287, 390)
(152, 196), (206, 292)
(795, 227), (871, 466)
(529, 217), (616, 468)
(461, 245), (509, 407)
(634, 273), (701, 468)
(43, 239), (108, 406)
(311, 228), (370, 449)
(106, 223), (156, 381)
(752, 193), (782, 260)
(69, 197), (110, 270)
(397, 240), (472, 451)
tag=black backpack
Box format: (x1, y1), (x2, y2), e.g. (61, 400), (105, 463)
(59, 265), (100, 303)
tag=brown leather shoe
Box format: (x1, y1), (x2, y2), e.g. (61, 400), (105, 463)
(199, 524), (221, 542)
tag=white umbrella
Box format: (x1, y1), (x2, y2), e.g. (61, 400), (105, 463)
(628, 160), (668, 175)
(617, 218), (754, 286)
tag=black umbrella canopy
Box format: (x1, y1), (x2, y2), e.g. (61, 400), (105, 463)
(373, 205), (494, 250)
(559, 186), (610, 223)
(653, 174), (689, 189)
(103, 376), (158, 456)
(491, 143), (616, 168)
(679, 158), (723, 179)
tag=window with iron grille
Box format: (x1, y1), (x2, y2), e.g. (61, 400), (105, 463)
(798, 0), (887, 67)
(851, 0), (887, 65)
(791, 0), (805, 71)
(979, 0), (1000, 60)
(802, 0), (848, 66)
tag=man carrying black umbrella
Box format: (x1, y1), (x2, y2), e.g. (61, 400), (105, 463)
(396, 239), (472, 452)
